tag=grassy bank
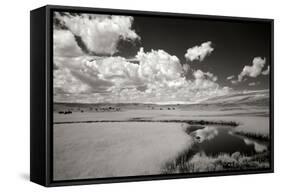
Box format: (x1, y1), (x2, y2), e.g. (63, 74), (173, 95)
(162, 151), (270, 174)
(54, 119), (239, 126)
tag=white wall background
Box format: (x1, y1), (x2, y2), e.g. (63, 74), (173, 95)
(0, 0), (279, 191)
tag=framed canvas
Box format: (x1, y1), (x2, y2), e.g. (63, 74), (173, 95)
(30, 5), (274, 187)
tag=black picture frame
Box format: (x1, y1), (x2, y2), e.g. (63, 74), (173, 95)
(30, 5), (274, 187)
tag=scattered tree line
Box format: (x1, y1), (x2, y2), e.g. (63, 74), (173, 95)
(57, 106), (121, 114)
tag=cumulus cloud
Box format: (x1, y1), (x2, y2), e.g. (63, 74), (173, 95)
(262, 66), (270, 75)
(182, 63), (190, 74)
(184, 41), (214, 62)
(54, 48), (230, 103)
(193, 70), (218, 82)
(53, 12), (231, 104)
(55, 12), (140, 55)
(226, 75), (235, 80)
(136, 48), (182, 82)
(238, 57), (266, 82)
(54, 68), (91, 94)
(53, 29), (84, 57)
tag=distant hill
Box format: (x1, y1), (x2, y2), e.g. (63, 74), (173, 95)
(53, 89), (270, 112)
(201, 89), (269, 106)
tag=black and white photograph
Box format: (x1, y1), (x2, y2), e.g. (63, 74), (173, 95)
(52, 10), (272, 181)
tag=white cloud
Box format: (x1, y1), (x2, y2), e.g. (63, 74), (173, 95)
(184, 41), (214, 62)
(238, 57), (266, 82)
(226, 75), (235, 80)
(136, 48), (182, 83)
(193, 70), (218, 82)
(262, 66), (270, 75)
(54, 68), (91, 94)
(182, 63), (190, 74)
(54, 48), (230, 103)
(55, 12), (140, 55)
(53, 29), (84, 57)
(53, 14), (232, 104)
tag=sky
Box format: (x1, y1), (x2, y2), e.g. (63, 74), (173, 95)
(53, 11), (271, 104)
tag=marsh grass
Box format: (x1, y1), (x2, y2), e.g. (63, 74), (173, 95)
(162, 151), (270, 174)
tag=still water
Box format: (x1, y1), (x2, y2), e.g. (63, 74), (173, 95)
(187, 125), (268, 156)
